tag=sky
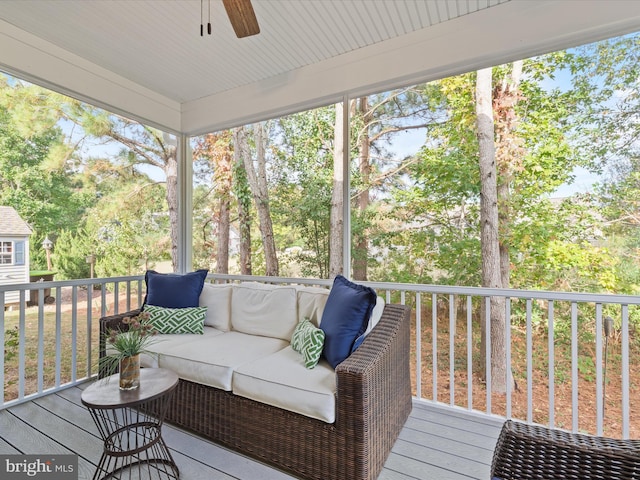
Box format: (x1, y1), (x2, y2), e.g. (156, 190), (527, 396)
(553, 167), (599, 197)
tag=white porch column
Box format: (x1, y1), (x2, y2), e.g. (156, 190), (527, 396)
(177, 134), (193, 273)
(342, 95), (351, 277)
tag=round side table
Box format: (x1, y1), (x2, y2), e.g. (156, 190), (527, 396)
(82, 368), (180, 480)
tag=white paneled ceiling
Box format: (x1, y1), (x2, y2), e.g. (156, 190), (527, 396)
(0, 0), (506, 103)
(0, 0), (508, 103)
(1, 0), (640, 135)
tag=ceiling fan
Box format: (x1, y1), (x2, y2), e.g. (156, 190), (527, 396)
(223, 0), (260, 38)
(201, 0), (260, 38)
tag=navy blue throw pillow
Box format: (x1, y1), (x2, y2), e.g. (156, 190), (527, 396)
(320, 275), (377, 369)
(144, 269), (208, 309)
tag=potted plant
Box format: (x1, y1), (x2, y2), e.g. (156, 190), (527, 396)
(100, 311), (158, 390)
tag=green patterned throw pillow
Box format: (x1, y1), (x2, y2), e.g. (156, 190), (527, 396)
(291, 319), (325, 369)
(144, 304), (207, 334)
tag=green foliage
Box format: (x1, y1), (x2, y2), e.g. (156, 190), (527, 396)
(268, 107), (335, 277)
(568, 34), (640, 167)
(0, 98), (92, 249)
(3, 326), (19, 389)
(51, 229), (93, 280)
(377, 51), (621, 293)
(381, 75), (480, 285)
(3, 326), (19, 363)
(99, 311), (159, 376)
(232, 158), (253, 271)
(82, 170), (168, 277)
(369, 231), (435, 285)
(558, 34), (640, 295)
(537, 241), (618, 292)
(28, 232), (49, 272)
(91, 212), (167, 278)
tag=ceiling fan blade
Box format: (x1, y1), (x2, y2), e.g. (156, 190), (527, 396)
(222, 0), (260, 38)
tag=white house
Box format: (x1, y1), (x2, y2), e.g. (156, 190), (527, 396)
(0, 206), (32, 306)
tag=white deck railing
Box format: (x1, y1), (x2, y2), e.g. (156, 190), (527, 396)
(0, 276), (144, 408)
(1, 274), (638, 438)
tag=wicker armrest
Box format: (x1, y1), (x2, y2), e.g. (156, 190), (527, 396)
(491, 419), (640, 480)
(99, 309), (142, 335)
(98, 308), (141, 377)
(335, 303), (412, 477)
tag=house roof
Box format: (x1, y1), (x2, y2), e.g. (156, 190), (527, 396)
(0, 1), (639, 135)
(0, 207), (33, 236)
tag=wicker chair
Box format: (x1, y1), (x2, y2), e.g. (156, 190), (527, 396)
(491, 419), (640, 480)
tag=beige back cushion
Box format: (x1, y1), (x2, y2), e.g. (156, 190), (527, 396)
(199, 283), (233, 331)
(231, 283), (298, 341)
(295, 286), (330, 327)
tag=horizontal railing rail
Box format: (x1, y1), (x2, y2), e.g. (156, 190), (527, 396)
(2, 274), (638, 438)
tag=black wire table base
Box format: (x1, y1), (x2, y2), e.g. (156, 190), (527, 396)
(82, 369), (180, 480)
(88, 412), (179, 480)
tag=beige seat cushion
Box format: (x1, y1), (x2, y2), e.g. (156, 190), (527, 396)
(233, 346), (337, 423)
(140, 326), (224, 368)
(156, 330), (288, 390)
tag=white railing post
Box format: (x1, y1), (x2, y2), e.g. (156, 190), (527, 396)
(126, 281), (132, 312)
(466, 295), (473, 410)
(548, 300), (555, 429)
(415, 292), (421, 400)
(526, 298), (533, 424)
(622, 304), (630, 439)
(571, 302), (579, 432)
(114, 281), (120, 316)
(86, 282), (93, 378)
(18, 290), (26, 401)
(449, 294), (455, 406)
(485, 295), (492, 415)
(71, 285), (78, 383)
(0, 291), (4, 404)
(37, 289), (45, 394)
(595, 303), (603, 436)
(432, 293), (438, 402)
(55, 286), (62, 388)
(101, 284), (107, 318)
(505, 298), (512, 419)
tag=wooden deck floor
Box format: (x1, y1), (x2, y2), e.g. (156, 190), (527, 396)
(0, 384), (504, 479)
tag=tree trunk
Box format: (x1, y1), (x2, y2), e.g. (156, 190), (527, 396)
(216, 190), (230, 274)
(494, 60), (523, 288)
(243, 123), (279, 276)
(193, 132), (234, 274)
(165, 150), (179, 271)
(353, 97), (371, 281)
(237, 191), (252, 275)
(497, 184), (510, 287)
(215, 140), (233, 274)
(233, 127), (252, 275)
(476, 67), (507, 394)
(329, 102), (344, 278)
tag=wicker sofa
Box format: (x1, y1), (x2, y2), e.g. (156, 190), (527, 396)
(99, 281), (412, 480)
